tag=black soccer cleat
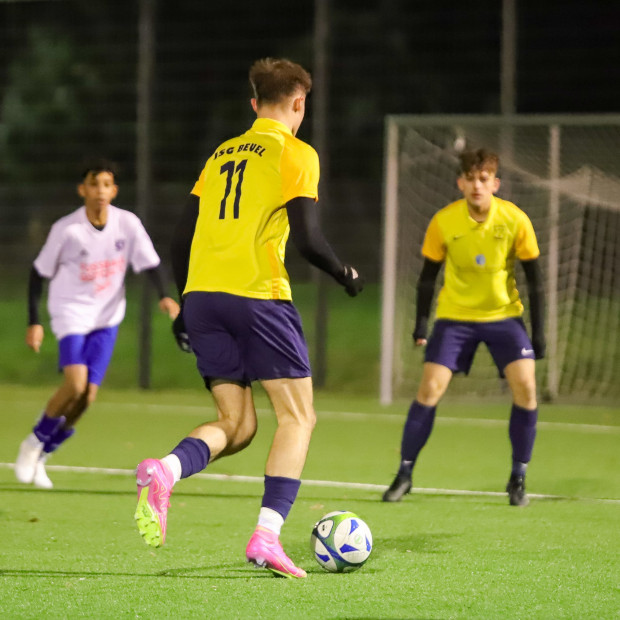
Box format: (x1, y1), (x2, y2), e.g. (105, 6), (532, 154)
(382, 474), (412, 502)
(506, 473), (529, 507)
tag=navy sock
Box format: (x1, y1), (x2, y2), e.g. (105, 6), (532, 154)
(43, 426), (75, 454)
(171, 437), (211, 479)
(261, 475), (301, 521)
(33, 414), (65, 444)
(398, 400), (437, 477)
(509, 404), (538, 475)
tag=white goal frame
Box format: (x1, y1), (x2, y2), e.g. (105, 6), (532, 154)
(380, 113), (620, 405)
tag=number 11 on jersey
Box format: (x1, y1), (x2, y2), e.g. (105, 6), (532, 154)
(219, 159), (248, 219)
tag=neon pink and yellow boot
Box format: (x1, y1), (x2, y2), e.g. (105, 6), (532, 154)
(246, 526), (307, 579)
(134, 458), (174, 548)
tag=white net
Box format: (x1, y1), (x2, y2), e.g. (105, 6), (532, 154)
(381, 115), (620, 404)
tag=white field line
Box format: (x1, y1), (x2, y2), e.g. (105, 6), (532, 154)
(1, 462), (619, 505)
(6, 400), (620, 433)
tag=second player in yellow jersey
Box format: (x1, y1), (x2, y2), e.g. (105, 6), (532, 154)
(383, 148), (545, 508)
(422, 196), (540, 321)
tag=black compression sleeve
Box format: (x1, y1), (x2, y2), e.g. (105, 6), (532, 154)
(170, 193), (200, 298)
(413, 258), (442, 340)
(28, 266), (44, 326)
(286, 196), (345, 282)
(144, 265), (168, 299)
(521, 258), (546, 352)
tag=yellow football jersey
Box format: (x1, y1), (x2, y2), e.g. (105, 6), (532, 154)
(184, 118), (320, 300)
(422, 196), (540, 321)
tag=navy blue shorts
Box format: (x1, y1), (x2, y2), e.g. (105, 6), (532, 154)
(425, 318), (534, 377)
(58, 325), (119, 385)
(183, 292), (311, 385)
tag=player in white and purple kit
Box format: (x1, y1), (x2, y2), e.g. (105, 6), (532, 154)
(15, 160), (180, 489)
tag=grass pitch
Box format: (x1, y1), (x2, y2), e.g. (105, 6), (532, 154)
(1, 385), (619, 618)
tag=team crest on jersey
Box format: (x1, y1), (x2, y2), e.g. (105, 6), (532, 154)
(475, 254), (486, 266)
(115, 239), (125, 251)
(493, 225), (506, 239)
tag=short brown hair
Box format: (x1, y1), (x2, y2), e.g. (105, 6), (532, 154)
(458, 148), (499, 175)
(249, 58), (312, 106)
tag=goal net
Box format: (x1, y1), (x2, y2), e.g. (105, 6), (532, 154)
(381, 115), (620, 404)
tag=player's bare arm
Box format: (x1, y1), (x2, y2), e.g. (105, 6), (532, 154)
(26, 324), (44, 353)
(158, 297), (180, 319)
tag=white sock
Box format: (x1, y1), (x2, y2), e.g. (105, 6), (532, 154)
(258, 507), (284, 536)
(26, 433), (43, 449)
(161, 454), (182, 484)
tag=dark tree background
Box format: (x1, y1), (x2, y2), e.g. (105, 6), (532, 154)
(1, 0), (619, 280)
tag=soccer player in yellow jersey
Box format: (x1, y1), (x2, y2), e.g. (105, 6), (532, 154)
(134, 58), (363, 578)
(383, 149), (545, 507)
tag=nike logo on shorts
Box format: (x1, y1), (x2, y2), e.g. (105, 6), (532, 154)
(521, 347), (534, 356)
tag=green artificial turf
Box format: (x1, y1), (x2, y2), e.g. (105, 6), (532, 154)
(1, 385), (619, 618)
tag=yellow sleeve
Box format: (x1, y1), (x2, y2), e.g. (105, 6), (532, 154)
(515, 212), (540, 260)
(280, 140), (320, 203)
(191, 164), (207, 198)
(421, 214), (446, 262)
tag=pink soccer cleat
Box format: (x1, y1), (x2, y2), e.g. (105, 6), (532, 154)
(134, 458), (174, 548)
(246, 526), (307, 579)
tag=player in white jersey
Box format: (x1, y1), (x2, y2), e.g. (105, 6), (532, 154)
(15, 159), (180, 489)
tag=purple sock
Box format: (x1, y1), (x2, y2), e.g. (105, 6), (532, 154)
(509, 404), (538, 474)
(33, 414), (66, 444)
(171, 437), (211, 479)
(398, 400), (437, 476)
(261, 475), (301, 521)
(43, 426), (76, 454)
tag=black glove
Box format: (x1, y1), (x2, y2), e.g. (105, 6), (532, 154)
(337, 265), (364, 297)
(172, 312), (192, 353)
(531, 332), (546, 360)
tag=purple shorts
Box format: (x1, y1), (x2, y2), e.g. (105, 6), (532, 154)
(58, 325), (119, 385)
(425, 318), (534, 377)
(183, 292), (311, 385)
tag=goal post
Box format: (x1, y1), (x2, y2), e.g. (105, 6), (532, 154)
(381, 114), (620, 405)
(380, 121), (400, 406)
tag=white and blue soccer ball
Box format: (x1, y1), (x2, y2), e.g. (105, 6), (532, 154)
(310, 510), (373, 573)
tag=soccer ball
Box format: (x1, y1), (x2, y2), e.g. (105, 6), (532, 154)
(310, 511), (373, 573)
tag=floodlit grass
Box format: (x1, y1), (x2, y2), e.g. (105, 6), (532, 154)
(1, 385), (619, 618)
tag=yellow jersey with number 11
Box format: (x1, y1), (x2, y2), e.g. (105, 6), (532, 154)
(184, 117), (320, 300)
